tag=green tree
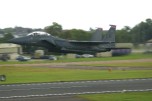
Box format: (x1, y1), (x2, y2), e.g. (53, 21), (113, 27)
(44, 22), (62, 36)
(0, 33), (14, 43)
(61, 29), (91, 41)
(116, 26), (132, 43)
(4, 33), (14, 39)
(3, 28), (14, 34)
(131, 18), (152, 44)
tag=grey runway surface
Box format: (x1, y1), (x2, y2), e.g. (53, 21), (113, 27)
(0, 78), (152, 101)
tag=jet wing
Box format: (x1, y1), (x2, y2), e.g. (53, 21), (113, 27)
(69, 40), (114, 45)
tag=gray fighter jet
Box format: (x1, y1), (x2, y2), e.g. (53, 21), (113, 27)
(9, 25), (116, 54)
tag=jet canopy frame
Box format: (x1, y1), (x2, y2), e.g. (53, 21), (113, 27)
(27, 31), (51, 36)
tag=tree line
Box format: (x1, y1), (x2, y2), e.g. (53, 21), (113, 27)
(0, 18), (152, 44)
(44, 19), (152, 44)
(116, 18), (152, 44)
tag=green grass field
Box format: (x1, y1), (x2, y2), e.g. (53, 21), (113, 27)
(0, 53), (152, 84)
(0, 66), (152, 84)
(79, 92), (152, 101)
(81, 61), (152, 67)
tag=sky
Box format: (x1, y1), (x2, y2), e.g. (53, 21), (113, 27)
(0, 0), (152, 30)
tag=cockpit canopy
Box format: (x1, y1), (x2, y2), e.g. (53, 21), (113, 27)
(27, 31), (50, 36)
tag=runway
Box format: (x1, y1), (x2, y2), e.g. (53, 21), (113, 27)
(0, 78), (152, 100)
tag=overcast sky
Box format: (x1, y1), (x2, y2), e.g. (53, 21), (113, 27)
(0, 0), (152, 30)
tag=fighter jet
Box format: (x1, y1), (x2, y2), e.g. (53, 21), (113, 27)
(9, 25), (116, 54)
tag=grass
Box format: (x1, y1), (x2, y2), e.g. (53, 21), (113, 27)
(0, 66), (152, 84)
(81, 61), (152, 67)
(79, 91), (152, 101)
(0, 53), (152, 84)
(0, 53), (152, 64)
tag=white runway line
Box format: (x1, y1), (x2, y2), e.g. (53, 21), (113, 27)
(0, 89), (152, 99)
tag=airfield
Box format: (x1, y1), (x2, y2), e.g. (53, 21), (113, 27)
(0, 53), (152, 101)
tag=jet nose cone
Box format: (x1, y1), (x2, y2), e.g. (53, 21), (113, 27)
(8, 38), (17, 43)
(8, 36), (32, 45)
(8, 37), (26, 44)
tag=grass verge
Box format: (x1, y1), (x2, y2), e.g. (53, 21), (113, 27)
(79, 91), (152, 101)
(0, 66), (152, 84)
(81, 61), (152, 67)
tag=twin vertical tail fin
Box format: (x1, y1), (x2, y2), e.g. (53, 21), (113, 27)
(91, 28), (103, 41)
(103, 25), (116, 42)
(91, 25), (116, 42)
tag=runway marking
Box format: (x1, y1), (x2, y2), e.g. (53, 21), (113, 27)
(0, 78), (151, 87)
(0, 89), (152, 99)
(0, 86), (89, 92)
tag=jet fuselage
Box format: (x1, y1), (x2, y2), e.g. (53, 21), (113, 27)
(9, 25), (116, 54)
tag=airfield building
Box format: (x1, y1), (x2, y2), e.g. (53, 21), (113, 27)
(0, 43), (22, 60)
